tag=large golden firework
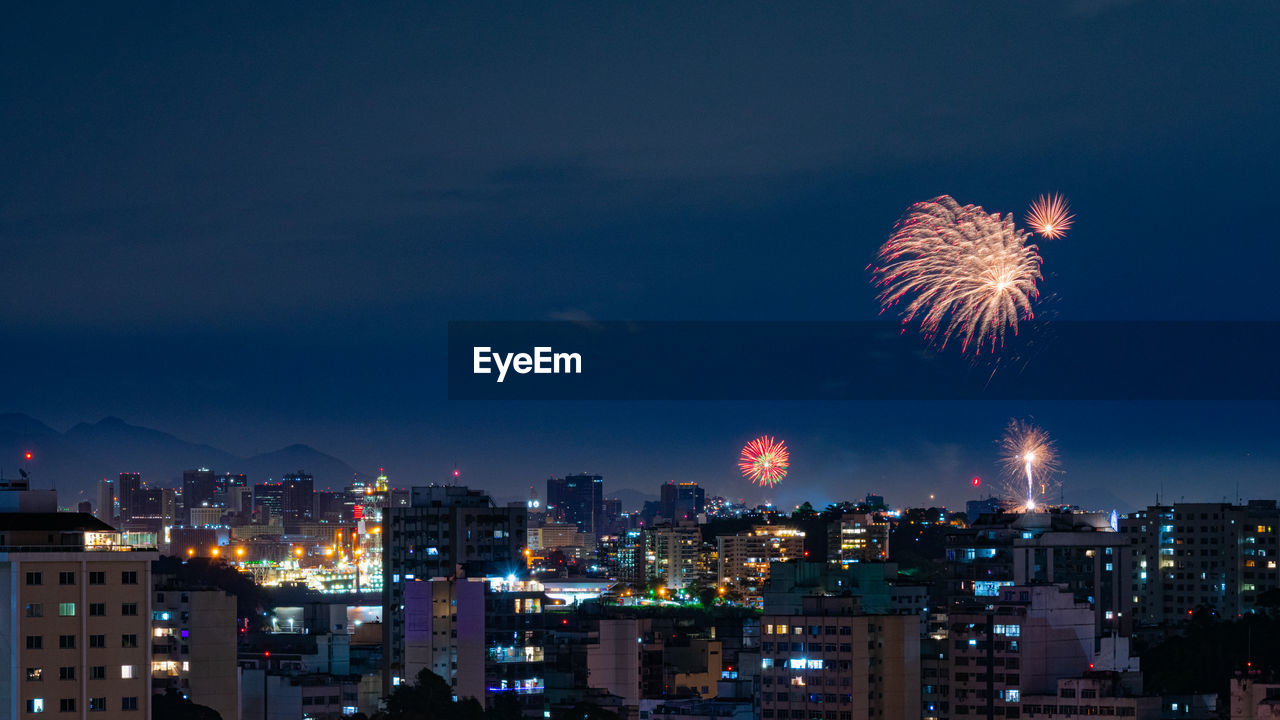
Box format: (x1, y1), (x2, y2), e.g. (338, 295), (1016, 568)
(872, 195), (1044, 354)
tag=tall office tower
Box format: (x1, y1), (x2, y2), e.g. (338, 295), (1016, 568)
(253, 482), (287, 520)
(382, 486), (528, 693)
(95, 479), (115, 525)
(217, 472), (247, 492)
(117, 473), (142, 523)
(0, 513), (157, 720)
(281, 471), (315, 522)
(660, 481), (706, 522)
(181, 468), (217, 521)
(546, 473), (603, 538)
(827, 512), (891, 566)
(403, 577), (546, 710)
(718, 525), (806, 603)
(1120, 500), (1280, 626)
(600, 497), (623, 534)
(760, 596), (921, 720)
(151, 576), (239, 720)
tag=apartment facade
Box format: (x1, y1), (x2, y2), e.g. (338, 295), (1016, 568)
(760, 596), (921, 720)
(718, 526), (806, 603)
(151, 579), (240, 720)
(1120, 501), (1280, 626)
(1, 513), (157, 720)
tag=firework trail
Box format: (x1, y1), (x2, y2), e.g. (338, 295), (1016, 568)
(1026, 194), (1074, 239)
(1000, 420), (1060, 511)
(739, 436), (789, 487)
(872, 195), (1044, 354)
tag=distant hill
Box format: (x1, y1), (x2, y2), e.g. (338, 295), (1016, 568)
(611, 487), (658, 512)
(0, 413), (361, 507)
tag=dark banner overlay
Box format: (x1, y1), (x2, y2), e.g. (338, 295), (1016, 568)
(447, 321), (1280, 401)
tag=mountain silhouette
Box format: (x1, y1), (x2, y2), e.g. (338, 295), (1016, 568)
(0, 413), (361, 508)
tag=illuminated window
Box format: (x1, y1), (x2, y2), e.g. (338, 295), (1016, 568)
(27, 699), (44, 713)
(58, 603), (76, 617)
(120, 665), (135, 679)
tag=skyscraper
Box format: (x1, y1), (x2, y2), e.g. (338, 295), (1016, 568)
(95, 478), (114, 525)
(546, 473), (603, 538)
(281, 471), (315, 522)
(660, 481), (705, 522)
(182, 468), (217, 521)
(117, 472), (141, 523)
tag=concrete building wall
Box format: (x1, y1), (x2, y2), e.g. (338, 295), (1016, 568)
(586, 618), (646, 707)
(403, 578), (487, 702)
(3, 551), (156, 720)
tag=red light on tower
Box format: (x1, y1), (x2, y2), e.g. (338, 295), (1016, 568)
(453, 469), (460, 478)
(971, 476), (981, 487)
(25, 452), (33, 461)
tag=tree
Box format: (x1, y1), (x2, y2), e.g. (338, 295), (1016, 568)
(486, 691), (523, 720)
(152, 688), (222, 720)
(377, 668), (486, 720)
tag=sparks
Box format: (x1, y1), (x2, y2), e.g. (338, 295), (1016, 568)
(739, 435), (790, 487)
(872, 195), (1044, 354)
(1000, 420), (1060, 512)
(1025, 193), (1074, 239)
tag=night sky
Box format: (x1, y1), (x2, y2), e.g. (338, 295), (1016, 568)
(3, 2), (1278, 509)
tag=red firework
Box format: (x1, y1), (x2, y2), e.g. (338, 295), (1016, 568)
(739, 436), (790, 487)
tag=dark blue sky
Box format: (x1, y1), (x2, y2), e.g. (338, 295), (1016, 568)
(2, 2), (1278, 508)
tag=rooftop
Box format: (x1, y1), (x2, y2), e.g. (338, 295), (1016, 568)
(0, 512), (116, 532)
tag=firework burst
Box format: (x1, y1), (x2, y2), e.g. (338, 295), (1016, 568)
(1000, 420), (1060, 511)
(1025, 194), (1074, 239)
(872, 195), (1044, 354)
(739, 435), (789, 487)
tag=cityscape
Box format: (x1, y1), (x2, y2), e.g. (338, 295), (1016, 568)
(4, 3), (1279, 720)
(4, 465), (1280, 720)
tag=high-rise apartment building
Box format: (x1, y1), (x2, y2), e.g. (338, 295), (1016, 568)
(403, 577), (546, 710)
(718, 526), (806, 603)
(947, 585), (1098, 720)
(151, 577), (239, 720)
(382, 486), (527, 693)
(760, 596), (921, 720)
(828, 512), (891, 566)
(0, 513), (157, 720)
(645, 522), (705, 590)
(1120, 500), (1280, 626)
